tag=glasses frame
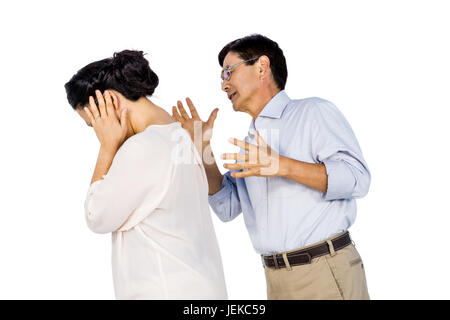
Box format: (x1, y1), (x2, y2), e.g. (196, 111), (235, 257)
(221, 57), (259, 81)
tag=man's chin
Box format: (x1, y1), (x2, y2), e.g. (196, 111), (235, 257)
(232, 101), (240, 112)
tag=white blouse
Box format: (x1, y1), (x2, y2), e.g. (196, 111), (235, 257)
(84, 122), (227, 299)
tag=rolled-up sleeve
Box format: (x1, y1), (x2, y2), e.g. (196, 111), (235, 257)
(208, 171), (242, 222)
(84, 135), (172, 233)
(308, 99), (371, 200)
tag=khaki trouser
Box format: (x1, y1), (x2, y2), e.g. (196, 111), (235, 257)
(264, 232), (369, 300)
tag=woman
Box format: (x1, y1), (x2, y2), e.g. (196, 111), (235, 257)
(64, 50), (227, 299)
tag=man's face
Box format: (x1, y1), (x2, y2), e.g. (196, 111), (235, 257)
(221, 52), (260, 113)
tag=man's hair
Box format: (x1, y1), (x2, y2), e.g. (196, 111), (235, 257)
(65, 50), (159, 110)
(218, 34), (288, 90)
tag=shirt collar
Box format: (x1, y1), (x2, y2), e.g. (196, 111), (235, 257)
(248, 90), (290, 139)
(257, 90), (291, 119)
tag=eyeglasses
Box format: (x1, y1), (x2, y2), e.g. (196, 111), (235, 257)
(221, 57), (259, 81)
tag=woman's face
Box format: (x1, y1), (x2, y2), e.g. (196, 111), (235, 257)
(76, 107), (94, 127)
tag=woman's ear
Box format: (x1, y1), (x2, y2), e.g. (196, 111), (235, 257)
(108, 91), (125, 119)
(110, 91), (120, 110)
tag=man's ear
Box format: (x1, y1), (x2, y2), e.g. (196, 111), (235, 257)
(258, 55), (271, 80)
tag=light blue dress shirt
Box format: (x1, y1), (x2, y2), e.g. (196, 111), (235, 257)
(208, 90), (370, 255)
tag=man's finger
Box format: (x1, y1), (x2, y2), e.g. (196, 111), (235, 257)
(177, 101), (190, 120)
(231, 168), (260, 178)
(172, 106), (183, 122)
(221, 153), (248, 161)
(95, 90), (107, 117)
(228, 137), (256, 152)
(207, 108), (219, 127)
(186, 97), (200, 120)
(223, 162), (264, 170)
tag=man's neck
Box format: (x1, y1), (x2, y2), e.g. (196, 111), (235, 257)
(249, 87), (281, 120)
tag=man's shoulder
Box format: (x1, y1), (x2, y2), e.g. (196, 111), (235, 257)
(291, 96), (334, 106)
(285, 96), (337, 117)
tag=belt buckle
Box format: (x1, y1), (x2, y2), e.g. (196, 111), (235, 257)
(262, 254), (281, 269)
(289, 251), (312, 265)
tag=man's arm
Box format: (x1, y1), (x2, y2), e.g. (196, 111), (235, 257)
(223, 134), (328, 193)
(172, 98), (242, 221)
(202, 141), (224, 195)
(223, 99), (370, 200)
(172, 98), (225, 195)
(279, 157), (328, 193)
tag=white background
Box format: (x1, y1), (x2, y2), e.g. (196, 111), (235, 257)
(0, 0), (449, 299)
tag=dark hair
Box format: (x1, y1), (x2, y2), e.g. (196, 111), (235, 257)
(218, 34), (287, 90)
(65, 50), (159, 110)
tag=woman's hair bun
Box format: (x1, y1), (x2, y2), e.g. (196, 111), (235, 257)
(110, 49), (159, 98)
(112, 50), (145, 70)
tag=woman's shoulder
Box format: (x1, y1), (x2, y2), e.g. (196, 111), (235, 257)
(141, 122), (181, 147)
(118, 122), (181, 158)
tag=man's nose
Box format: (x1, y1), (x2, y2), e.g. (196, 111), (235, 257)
(221, 80), (230, 92)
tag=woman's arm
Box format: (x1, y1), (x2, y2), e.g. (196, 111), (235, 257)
(84, 89), (129, 185)
(83, 90), (172, 233)
(84, 136), (173, 234)
(83, 90), (132, 233)
(90, 146), (118, 184)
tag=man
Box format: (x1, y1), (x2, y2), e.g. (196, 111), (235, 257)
(172, 34), (370, 300)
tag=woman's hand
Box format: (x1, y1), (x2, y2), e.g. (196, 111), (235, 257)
(84, 90), (128, 153)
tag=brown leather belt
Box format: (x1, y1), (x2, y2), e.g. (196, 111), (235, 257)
(262, 231), (352, 269)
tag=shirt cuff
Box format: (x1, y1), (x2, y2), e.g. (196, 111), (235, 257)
(87, 179), (103, 194)
(208, 176), (231, 208)
(323, 159), (355, 200)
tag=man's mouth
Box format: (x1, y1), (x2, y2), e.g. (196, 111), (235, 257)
(228, 92), (236, 101)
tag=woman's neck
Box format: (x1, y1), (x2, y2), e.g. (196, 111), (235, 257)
(126, 97), (175, 136)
